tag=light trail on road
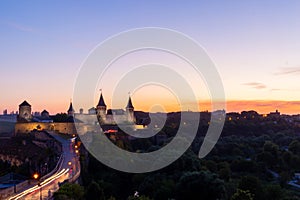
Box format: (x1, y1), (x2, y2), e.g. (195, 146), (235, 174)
(8, 133), (80, 200)
(9, 168), (69, 200)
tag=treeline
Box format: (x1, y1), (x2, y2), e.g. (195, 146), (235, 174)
(54, 114), (300, 199)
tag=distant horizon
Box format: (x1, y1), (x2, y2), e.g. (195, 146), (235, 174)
(1, 99), (300, 116)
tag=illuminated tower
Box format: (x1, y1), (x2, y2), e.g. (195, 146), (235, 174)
(18, 101), (32, 122)
(96, 92), (107, 123)
(126, 96), (135, 123)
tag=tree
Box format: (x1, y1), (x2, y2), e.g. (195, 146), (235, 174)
(279, 171), (292, 187)
(264, 184), (283, 200)
(231, 189), (254, 200)
(52, 113), (69, 122)
(219, 167), (231, 181)
(291, 155), (300, 170)
(85, 181), (105, 200)
(263, 141), (279, 157)
(53, 183), (84, 200)
(138, 173), (175, 200)
(282, 151), (292, 167)
(127, 195), (152, 200)
(152, 179), (175, 200)
(176, 171), (226, 200)
(205, 160), (218, 173)
(256, 151), (276, 167)
(238, 176), (263, 200)
(289, 140), (300, 155)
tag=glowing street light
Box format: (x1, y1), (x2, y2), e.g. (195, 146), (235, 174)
(33, 172), (42, 200)
(33, 173), (39, 180)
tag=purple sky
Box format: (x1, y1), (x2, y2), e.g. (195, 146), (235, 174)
(1, 1), (300, 114)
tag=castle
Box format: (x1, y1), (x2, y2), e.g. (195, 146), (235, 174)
(94, 92), (135, 125)
(15, 100), (76, 135)
(15, 93), (138, 135)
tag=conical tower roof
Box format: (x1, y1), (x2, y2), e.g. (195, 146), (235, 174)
(97, 93), (106, 107)
(68, 102), (75, 112)
(19, 100), (31, 107)
(126, 96), (134, 109)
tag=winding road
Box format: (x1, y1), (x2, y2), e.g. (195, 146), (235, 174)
(8, 132), (80, 200)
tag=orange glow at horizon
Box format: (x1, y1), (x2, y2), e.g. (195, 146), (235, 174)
(133, 100), (300, 115)
(135, 100), (300, 115)
(198, 100), (300, 115)
(129, 85), (182, 113)
(5, 99), (300, 115)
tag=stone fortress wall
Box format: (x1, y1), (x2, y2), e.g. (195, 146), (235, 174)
(15, 122), (76, 135)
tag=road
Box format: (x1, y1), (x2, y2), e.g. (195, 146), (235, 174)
(288, 181), (300, 189)
(8, 133), (80, 200)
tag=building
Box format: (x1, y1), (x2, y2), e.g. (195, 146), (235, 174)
(268, 110), (281, 118)
(18, 101), (32, 122)
(15, 101), (76, 135)
(33, 110), (53, 123)
(95, 92), (136, 125)
(88, 107), (96, 115)
(67, 102), (75, 117)
(126, 96), (135, 122)
(15, 93), (140, 135)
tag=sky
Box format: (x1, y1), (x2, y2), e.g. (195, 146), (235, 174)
(0, 0), (300, 114)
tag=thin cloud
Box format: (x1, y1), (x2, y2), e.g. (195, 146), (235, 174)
(270, 88), (281, 91)
(243, 82), (266, 89)
(274, 67), (300, 75)
(269, 88), (293, 92)
(2, 21), (34, 32)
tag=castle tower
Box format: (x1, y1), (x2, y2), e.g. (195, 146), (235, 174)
(67, 101), (75, 117)
(126, 96), (135, 123)
(18, 100), (32, 122)
(96, 92), (107, 123)
(41, 110), (49, 118)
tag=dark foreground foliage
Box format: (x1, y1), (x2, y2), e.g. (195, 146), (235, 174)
(55, 113), (300, 199)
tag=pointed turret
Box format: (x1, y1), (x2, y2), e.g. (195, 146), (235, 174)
(96, 91), (107, 123)
(67, 101), (75, 116)
(126, 96), (134, 109)
(19, 100), (31, 107)
(126, 95), (135, 123)
(97, 93), (106, 107)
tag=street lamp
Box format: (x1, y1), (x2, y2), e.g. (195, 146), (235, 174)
(33, 173), (39, 180)
(33, 172), (42, 200)
(70, 167), (73, 179)
(45, 163), (48, 173)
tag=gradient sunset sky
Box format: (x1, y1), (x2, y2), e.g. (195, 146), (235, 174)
(1, 1), (300, 114)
